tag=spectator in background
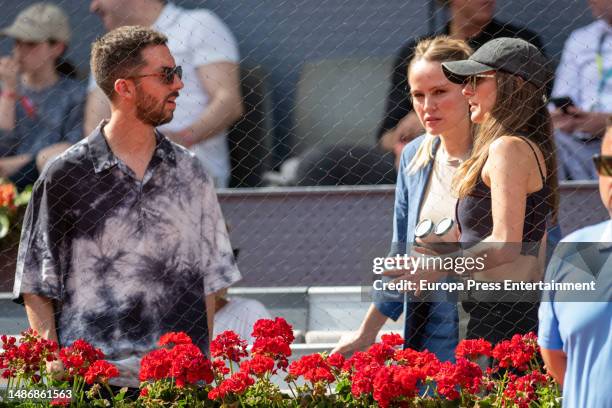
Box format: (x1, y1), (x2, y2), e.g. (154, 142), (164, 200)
(538, 117), (612, 408)
(379, 0), (544, 159)
(0, 2), (85, 190)
(333, 37), (474, 359)
(86, 0), (243, 188)
(213, 288), (271, 343)
(551, 0), (611, 180)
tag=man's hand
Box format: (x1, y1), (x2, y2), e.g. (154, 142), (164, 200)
(331, 331), (375, 356)
(0, 56), (19, 91)
(45, 355), (65, 381)
(552, 107), (609, 137)
(571, 111), (608, 136)
(551, 108), (577, 133)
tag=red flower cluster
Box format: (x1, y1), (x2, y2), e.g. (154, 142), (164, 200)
(343, 351), (382, 397)
(59, 339), (105, 378)
(251, 317), (294, 344)
(0, 330), (58, 379)
(140, 332), (213, 388)
(455, 338), (492, 361)
(210, 330), (248, 362)
(208, 371), (254, 400)
(492, 332), (539, 371)
(380, 333), (404, 347)
(158, 332), (192, 347)
(503, 372), (548, 408)
(372, 365), (422, 408)
(436, 358), (483, 400)
(326, 353), (345, 370)
(84, 360), (119, 385)
(251, 318), (293, 370)
(289, 354), (334, 384)
(240, 354), (275, 377)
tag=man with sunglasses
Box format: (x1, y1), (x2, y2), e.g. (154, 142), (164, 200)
(13, 26), (241, 392)
(85, 0), (243, 188)
(538, 116), (612, 408)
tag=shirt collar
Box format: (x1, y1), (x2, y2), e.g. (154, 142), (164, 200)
(153, 2), (181, 33)
(88, 120), (177, 174)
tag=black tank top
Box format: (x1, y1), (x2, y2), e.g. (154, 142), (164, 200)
(456, 136), (550, 255)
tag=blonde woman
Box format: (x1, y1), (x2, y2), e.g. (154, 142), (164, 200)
(442, 38), (559, 343)
(333, 36), (473, 360)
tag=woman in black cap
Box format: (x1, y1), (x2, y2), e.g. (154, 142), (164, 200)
(441, 37), (559, 344)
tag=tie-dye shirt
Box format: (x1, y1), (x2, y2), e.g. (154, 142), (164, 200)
(13, 124), (241, 363)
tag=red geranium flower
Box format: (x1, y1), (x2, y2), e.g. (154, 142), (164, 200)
(251, 336), (291, 370)
(140, 348), (172, 382)
(326, 353), (345, 370)
(393, 348), (441, 377)
(158, 332), (192, 347)
(59, 339), (104, 378)
(210, 331), (248, 362)
(372, 365), (420, 408)
(503, 372), (548, 408)
(252, 317), (294, 344)
(1, 330), (58, 379)
(240, 355), (275, 377)
(289, 354), (335, 384)
(208, 371), (254, 400)
(380, 333), (404, 347)
(366, 343), (396, 365)
(455, 338), (493, 361)
(84, 360), (119, 385)
(169, 343), (214, 387)
(492, 333), (538, 371)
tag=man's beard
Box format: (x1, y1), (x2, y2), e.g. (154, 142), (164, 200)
(135, 89), (174, 127)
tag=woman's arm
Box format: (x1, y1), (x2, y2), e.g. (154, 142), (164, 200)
(0, 56), (18, 131)
(463, 136), (547, 269)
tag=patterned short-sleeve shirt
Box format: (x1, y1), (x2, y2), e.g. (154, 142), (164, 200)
(13, 123), (241, 360)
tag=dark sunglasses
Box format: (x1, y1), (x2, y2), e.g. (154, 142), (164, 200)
(127, 65), (183, 85)
(463, 73), (496, 90)
(593, 154), (612, 176)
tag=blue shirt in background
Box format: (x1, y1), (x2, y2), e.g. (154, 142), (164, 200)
(538, 219), (612, 408)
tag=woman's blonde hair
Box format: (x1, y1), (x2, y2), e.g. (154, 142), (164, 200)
(405, 36), (473, 174)
(453, 72), (559, 221)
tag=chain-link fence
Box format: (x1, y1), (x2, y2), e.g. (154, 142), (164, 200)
(0, 0), (610, 385)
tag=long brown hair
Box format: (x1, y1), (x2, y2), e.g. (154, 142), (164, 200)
(406, 36), (473, 174)
(453, 72), (559, 222)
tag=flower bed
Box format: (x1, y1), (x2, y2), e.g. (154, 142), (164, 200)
(0, 318), (561, 407)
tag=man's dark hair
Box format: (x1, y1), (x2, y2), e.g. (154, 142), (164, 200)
(90, 25), (168, 100)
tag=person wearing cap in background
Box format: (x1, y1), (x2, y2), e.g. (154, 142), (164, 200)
(0, 2), (85, 189)
(538, 116), (612, 408)
(378, 0), (545, 159)
(85, 0), (243, 188)
(440, 37), (559, 343)
(550, 0), (612, 180)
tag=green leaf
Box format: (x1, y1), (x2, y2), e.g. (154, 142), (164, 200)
(0, 213), (10, 239)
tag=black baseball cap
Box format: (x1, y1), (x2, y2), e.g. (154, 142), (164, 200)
(441, 37), (551, 89)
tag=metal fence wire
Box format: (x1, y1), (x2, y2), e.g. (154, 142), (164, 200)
(0, 0), (609, 368)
